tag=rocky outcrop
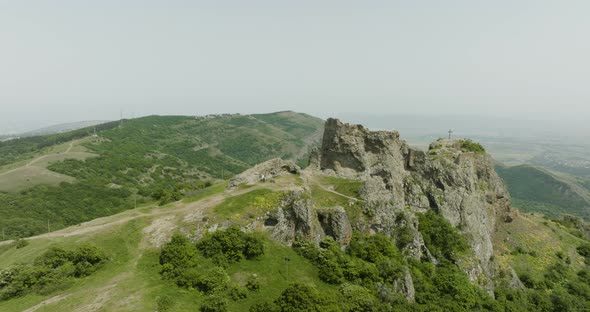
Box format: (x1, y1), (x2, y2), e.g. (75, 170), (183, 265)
(228, 158), (300, 188)
(266, 190), (354, 247)
(317, 206), (353, 246)
(268, 190), (323, 245)
(316, 118), (516, 293)
(393, 267), (416, 303)
(236, 118), (515, 298)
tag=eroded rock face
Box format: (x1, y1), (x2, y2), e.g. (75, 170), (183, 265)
(316, 118), (516, 293)
(228, 158), (300, 188)
(266, 190), (354, 247)
(238, 118), (515, 299)
(317, 206), (353, 246)
(269, 190), (323, 245)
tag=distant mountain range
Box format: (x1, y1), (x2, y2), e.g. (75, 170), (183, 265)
(0, 121), (110, 141)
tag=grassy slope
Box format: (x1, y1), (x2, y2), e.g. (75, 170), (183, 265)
(494, 212), (587, 282)
(0, 112), (324, 240)
(0, 138), (96, 192)
(496, 164), (590, 219)
(310, 176), (364, 225)
(0, 178), (335, 312)
(1, 172), (589, 311)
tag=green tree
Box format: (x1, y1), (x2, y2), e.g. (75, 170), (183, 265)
(275, 283), (322, 312)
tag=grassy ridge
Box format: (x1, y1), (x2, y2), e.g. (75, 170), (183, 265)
(0, 112), (323, 240)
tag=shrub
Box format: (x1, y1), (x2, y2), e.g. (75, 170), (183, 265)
(460, 140), (485, 153)
(244, 235), (265, 259)
(318, 259), (344, 284)
(176, 268), (200, 288)
(418, 210), (469, 262)
(339, 283), (377, 312)
(347, 233), (401, 264)
(0, 244), (106, 301)
(249, 301), (277, 312)
(200, 295), (228, 312)
(156, 295), (174, 312)
(197, 227), (265, 264)
(228, 285), (248, 300)
(196, 267), (229, 294)
(274, 283), (323, 312)
(246, 275), (261, 291)
(343, 259), (380, 288)
(377, 259), (404, 284)
(14, 238), (29, 249)
(577, 243), (590, 258)
(518, 272), (541, 289)
(159, 233), (198, 279)
(36, 247), (72, 268)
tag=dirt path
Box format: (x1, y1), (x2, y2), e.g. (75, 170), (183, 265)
(305, 173), (363, 202)
(0, 142), (77, 177)
(27, 141), (75, 167)
(0, 164), (27, 177)
(317, 183), (362, 202)
(0, 184), (286, 246)
(22, 295), (70, 312)
(65, 141), (74, 153)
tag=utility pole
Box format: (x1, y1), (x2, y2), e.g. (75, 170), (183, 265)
(448, 129), (453, 139)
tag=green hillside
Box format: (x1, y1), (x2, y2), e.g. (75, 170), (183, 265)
(0, 112), (323, 240)
(496, 164), (590, 219)
(1, 173), (589, 312)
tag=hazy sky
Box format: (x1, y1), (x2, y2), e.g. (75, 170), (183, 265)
(1, 1), (589, 132)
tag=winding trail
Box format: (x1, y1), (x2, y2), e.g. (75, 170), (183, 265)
(22, 295), (70, 312)
(0, 183), (286, 246)
(0, 142), (76, 177)
(304, 172), (363, 202)
(316, 182), (363, 202)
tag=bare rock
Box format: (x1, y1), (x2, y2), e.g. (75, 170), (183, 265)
(315, 118), (517, 293)
(228, 158), (300, 188)
(317, 206), (353, 246)
(269, 190), (322, 245)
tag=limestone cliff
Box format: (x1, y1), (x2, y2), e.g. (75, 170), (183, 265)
(310, 118), (516, 292)
(242, 118), (516, 297)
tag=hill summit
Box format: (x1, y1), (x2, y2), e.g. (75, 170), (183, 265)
(233, 118), (516, 295)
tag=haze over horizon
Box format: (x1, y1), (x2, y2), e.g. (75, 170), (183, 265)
(2, 1), (589, 133)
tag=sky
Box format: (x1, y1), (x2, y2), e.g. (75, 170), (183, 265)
(1, 0), (589, 133)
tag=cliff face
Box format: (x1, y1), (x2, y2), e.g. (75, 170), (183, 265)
(240, 118), (516, 296)
(312, 118), (516, 291)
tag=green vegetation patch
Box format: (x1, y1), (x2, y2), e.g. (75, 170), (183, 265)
(213, 189), (285, 222)
(418, 210), (470, 263)
(289, 233), (496, 311)
(0, 244), (106, 301)
(197, 227), (265, 266)
(460, 139), (486, 153)
(310, 184), (364, 224)
(317, 176), (362, 199)
(182, 182), (227, 203)
(496, 165), (590, 219)
(159, 228), (334, 311)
